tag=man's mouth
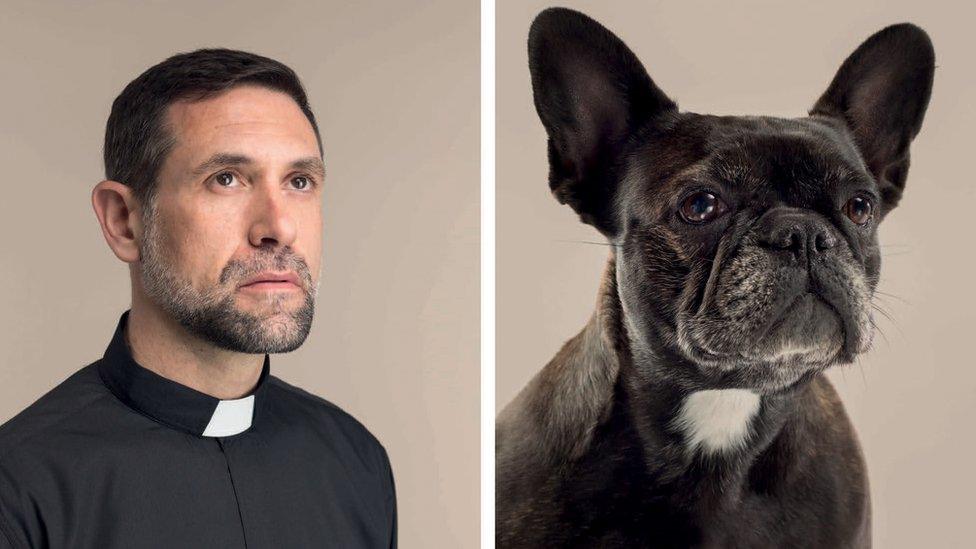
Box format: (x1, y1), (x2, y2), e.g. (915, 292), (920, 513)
(237, 271), (304, 292)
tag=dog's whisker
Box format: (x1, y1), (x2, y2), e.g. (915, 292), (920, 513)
(870, 302), (906, 339)
(870, 303), (896, 325)
(552, 239), (621, 248)
(869, 316), (890, 347)
(855, 355), (868, 389)
(872, 290), (910, 305)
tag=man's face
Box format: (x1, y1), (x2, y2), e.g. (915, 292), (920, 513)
(139, 85), (324, 353)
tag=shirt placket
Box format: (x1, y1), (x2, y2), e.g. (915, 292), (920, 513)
(215, 437), (249, 548)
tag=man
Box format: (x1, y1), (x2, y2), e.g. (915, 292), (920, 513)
(0, 49), (396, 548)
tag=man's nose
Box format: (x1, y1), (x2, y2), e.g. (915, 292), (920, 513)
(247, 185), (298, 249)
(756, 207), (838, 264)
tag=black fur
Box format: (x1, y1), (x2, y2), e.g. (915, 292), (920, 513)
(497, 7), (934, 548)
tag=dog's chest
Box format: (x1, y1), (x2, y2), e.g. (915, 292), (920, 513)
(671, 389), (761, 455)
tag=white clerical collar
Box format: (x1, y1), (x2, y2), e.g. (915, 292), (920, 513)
(202, 395), (256, 437)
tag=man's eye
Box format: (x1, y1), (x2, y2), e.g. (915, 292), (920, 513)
(214, 172), (239, 187)
(291, 176), (312, 190)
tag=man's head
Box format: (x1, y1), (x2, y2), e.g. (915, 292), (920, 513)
(93, 49), (325, 354)
(528, 9), (934, 392)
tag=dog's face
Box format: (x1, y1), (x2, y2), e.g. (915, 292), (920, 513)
(529, 9), (934, 392)
(616, 115), (882, 391)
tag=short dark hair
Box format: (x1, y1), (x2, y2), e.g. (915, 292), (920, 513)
(103, 48), (323, 204)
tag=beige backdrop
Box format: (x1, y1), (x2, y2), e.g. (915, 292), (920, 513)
(498, 1), (974, 546)
(0, 1), (479, 547)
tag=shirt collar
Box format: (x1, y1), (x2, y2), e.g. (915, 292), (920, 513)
(97, 311), (271, 438)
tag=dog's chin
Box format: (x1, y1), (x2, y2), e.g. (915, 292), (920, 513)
(753, 293), (845, 360)
(677, 294), (861, 393)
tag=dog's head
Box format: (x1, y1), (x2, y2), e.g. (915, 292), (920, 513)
(528, 8), (934, 392)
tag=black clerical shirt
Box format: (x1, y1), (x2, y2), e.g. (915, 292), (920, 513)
(0, 312), (396, 548)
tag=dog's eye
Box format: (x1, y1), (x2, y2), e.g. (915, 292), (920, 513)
(844, 196), (873, 225)
(679, 191), (726, 224)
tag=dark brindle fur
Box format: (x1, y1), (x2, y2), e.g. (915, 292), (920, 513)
(497, 8), (934, 548)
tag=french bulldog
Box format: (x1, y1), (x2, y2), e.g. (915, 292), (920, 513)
(496, 7), (934, 548)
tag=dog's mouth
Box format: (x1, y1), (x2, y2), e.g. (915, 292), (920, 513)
(754, 289), (845, 358)
(673, 246), (873, 390)
(680, 291), (844, 360)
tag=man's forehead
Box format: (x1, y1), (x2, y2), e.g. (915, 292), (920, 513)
(167, 85), (308, 125)
(161, 85), (321, 171)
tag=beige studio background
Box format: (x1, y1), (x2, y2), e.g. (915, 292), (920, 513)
(0, 1), (478, 547)
(498, 0), (974, 547)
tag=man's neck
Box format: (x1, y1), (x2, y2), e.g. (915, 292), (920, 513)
(125, 300), (264, 400)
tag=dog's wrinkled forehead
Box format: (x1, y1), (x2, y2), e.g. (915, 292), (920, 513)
(619, 114), (876, 223)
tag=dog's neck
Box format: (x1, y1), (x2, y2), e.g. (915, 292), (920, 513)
(586, 254), (810, 501)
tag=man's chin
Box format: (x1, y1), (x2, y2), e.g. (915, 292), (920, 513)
(234, 304), (304, 321)
(207, 315), (313, 354)
(171, 296), (315, 354)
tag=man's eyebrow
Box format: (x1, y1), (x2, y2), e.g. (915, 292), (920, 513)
(190, 153), (255, 177)
(190, 154), (325, 179)
(289, 157), (326, 178)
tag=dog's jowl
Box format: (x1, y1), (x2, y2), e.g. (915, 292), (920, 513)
(496, 8), (934, 548)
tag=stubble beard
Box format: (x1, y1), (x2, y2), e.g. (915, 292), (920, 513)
(138, 197), (318, 354)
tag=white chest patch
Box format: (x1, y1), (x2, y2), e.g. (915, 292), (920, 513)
(672, 389), (761, 456)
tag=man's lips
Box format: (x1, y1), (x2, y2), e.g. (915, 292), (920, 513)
(237, 271), (303, 292)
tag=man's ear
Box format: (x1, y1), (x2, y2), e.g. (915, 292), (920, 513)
(528, 7), (677, 236)
(92, 180), (142, 263)
(811, 23), (935, 217)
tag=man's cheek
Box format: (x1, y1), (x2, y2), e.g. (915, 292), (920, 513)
(179, 239), (229, 291)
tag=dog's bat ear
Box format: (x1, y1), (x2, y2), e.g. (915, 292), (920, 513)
(811, 23), (934, 217)
(528, 7), (676, 236)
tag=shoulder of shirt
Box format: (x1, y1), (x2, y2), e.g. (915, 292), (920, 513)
(0, 362), (109, 462)
(265, 375), (391, 466)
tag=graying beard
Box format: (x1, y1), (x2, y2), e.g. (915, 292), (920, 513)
(138, 197), (317, 353)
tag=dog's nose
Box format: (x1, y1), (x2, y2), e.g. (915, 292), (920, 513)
(757, 208), (838, 263)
